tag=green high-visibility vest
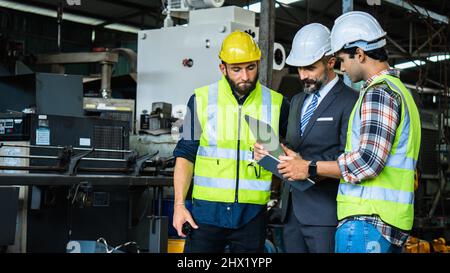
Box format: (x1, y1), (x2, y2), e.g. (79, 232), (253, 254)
(192, 76), (283, 205)
(337, 74), (421, 231)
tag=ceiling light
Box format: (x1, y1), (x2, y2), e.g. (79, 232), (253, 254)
(0, 0), (139, 33)
(428, 54), (450, 62)
(277, 0), (303, 4)
(394, 60), (425, 69)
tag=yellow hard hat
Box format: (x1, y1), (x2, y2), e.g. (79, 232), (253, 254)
(219, 31), (261, 64)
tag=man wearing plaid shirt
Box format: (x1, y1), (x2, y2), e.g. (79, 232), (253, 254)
(274, 11), (421, 253)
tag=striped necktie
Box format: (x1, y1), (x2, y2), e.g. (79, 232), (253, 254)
(300, 93), (320, 136)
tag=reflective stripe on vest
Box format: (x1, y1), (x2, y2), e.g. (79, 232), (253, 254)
(338, 74), (421, 230)
(194, 176), (271, 191)
(338, 183), (414, 205)
(197, 146), (253, 161)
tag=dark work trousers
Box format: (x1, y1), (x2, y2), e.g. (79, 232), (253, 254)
(183, 211), (267, 253)
(283, 192), (336, 253)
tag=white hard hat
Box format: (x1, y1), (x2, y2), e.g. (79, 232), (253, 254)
(286, 23), (331, 67)
(330, 11), (387, 55)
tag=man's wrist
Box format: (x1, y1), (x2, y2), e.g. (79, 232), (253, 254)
(308, 160), (317, 178)
(174, 202), (185, 207)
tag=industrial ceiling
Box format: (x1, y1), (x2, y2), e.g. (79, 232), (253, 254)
(0, 0), (449, 90)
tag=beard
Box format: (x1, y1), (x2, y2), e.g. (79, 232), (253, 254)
(301, 72), (328, 95)
(225, 73), (259, 97)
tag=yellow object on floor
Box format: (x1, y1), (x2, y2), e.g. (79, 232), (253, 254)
(432, 238), (450, 253)
(404, 236), (450, 253)
(404, 236), (431, 253)
(168, 239), (185, 253)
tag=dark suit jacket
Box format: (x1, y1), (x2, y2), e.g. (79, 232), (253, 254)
(281, 79), (358, 226)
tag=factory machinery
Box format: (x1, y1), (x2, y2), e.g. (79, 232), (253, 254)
(0, 36), (174, 252)
(0, 113), (175, 253)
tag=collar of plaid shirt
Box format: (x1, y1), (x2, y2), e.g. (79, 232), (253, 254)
(363, 68), (401, 90)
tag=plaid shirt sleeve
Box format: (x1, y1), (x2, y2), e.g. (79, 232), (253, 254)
(338, 85), (401, 183)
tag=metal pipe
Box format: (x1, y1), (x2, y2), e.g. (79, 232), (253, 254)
(111, 48), (137, 74)
(342, 0), (353, 88)
(404, 83), (441, 94)
(82, 157), (128, 162)
(57, 2), (63, 52)
(0, 154), (127, 162)
(306, 0), (309, 23)
(100, 62), (113, 99)
(0, 173), (174, 186)
(409, 21), (413, 54)
(0, 165), (63, 171)
(259, 0), (276, 88)
(342, 0), (353, 13)
(75, 147), (132, 153)
(77, 167), (131, 173)
(0, 143), (133, 153)
(158, 186), (163, 216)
(387, 35), (408, 54)
(412, 26), (446, 56)
(0, 165), (128, 173)
(0, 155), (56, 160)
(428, 169), (448, 218)
(0, 154), (160, 163)
(389, 51), (450, 59)
(0, 164), (168, 173)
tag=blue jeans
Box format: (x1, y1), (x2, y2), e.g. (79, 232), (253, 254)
(335, 220), (402, 253)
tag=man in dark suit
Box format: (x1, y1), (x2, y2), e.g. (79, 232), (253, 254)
(255, 23), (357, 253)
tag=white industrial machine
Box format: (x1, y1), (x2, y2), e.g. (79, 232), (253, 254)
(137, 6), (258, 123)
(136, 5), (285, 128)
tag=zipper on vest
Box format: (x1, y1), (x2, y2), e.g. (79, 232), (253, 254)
(235, 104), (242, 203)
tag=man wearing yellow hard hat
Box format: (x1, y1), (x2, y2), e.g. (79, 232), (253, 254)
(172, 30), (290, 252)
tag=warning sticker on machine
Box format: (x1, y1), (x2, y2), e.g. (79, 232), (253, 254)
(36, 128), (50, 145)
(79, 138), (91, 146)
